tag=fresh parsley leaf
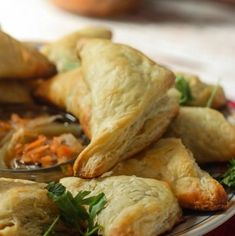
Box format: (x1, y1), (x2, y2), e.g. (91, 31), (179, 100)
(175, 76), (193, 105)
(206, 83), (220, 108)
(44, 182), (107, 236)
(46, 182), (66, 197)
(75, 190), (91, 203)
(84, 193), (107, 233)
(43, 215), (60, 236)
(218, 159), (235, 187)
(84, 224), (101, 236)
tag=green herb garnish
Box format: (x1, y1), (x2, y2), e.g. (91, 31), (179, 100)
(43, 182), (107, 236)
(206, 82), (220, 108)
(175, 76), (193, 105)
(218, 159), (235, 188)
(43, 216), (60, 236)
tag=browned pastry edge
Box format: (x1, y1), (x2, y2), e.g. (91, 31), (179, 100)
(177, 178), (228, 211)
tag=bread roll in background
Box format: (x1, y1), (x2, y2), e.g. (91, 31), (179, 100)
(52, 0), (140, 17)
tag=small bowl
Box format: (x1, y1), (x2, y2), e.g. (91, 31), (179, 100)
(0, 104), (86, 182)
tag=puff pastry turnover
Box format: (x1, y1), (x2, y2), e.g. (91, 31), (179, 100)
(36, 68), (179, 140)
(69, 39), (178, 177)
(60, 175), (182, 236)
(167, 107), (235, 163)
(41, 26), (112, 72)
(110, 138), (227, 211)
(0, 31), (56, 79)
(37, 40), (177, 177)
(176, 72), (226, 109)
(0, 178), (57, 236)
(35, 68), (92, 137)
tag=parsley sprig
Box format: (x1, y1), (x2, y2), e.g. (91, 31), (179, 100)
(218, 159), (235, 188)
(175, 76), (193, 105)
(206, 80), (220, 108)
(43, 182), (107, 236)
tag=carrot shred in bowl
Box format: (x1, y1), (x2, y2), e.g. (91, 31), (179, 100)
(13, 134), (83, 168)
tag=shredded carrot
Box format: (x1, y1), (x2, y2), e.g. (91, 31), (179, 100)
(28, 145), (50, 162)
(50, 138), (60, 153)
(21, 155), (32, 163)
(0, 114), (83, 169)
(56, 145), (73, 158)
(41, 155), (54, 167)
(24, 135), (47, 152)
(14, 134), (82, 168)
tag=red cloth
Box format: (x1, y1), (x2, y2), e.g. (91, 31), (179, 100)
(205, 216), (235, 236)
(228, 101), (235, 109)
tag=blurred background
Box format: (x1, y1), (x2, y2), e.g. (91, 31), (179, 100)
(0, 0), (234, 99)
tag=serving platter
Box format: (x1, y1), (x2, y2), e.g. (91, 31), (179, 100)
(167, 192), (235, 236)
(1, 41), (234, 236)
(167, 104), (235, 235)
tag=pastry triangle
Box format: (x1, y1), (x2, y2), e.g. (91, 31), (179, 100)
(0, 31), (56, 79)
(111, 138), (228, 211)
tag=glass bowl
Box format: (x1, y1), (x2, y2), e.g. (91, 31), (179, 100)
(0, 159), (74, 182)
(0, 104), (88, 182)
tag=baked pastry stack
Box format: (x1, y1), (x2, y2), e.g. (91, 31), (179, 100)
(1, 27), (234, 236)
(0, 176), (182, 236)
(38, 38), (179, 178)
(60, 176), (182, 236)
(0, 31), (55, 79)
(0, 31), (56, 104)
(110, 138), (227, 211)
(0, 178), (57, 236)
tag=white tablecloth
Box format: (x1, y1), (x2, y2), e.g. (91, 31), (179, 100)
(0, 0), (234, 99)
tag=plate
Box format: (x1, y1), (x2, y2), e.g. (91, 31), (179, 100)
(154, 36), (235, 234)
(167, 192), (235, 236)
(4, 41), (235, 236)
(168, 105), (235, 235)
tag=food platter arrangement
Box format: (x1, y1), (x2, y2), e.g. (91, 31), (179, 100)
(0, 26), (235, 236)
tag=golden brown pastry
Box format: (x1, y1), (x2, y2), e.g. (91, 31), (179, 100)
(73, 39), (178, 177)
(0, 80), (32, 104)
(37, 39), (177, 177)
(36, 70), (179, 142)
(0, 31), (56, 79)
(0, 178), (57, 236)
(167, 107), (235, 163)
(176, 72), (226, 109)
(41, 26), (112, 72)
(36, 68), (92, 137)
(110, 138), (228, 211)
(60, 175), (182, 236)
